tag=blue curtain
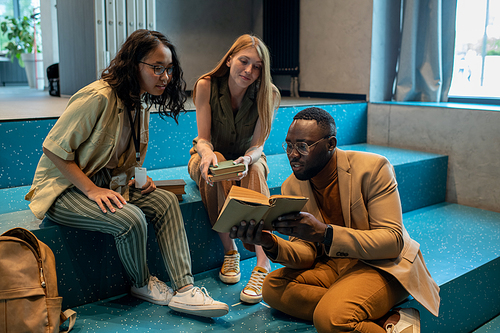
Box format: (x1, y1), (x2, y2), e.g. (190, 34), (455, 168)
(393, 0), (457, 102)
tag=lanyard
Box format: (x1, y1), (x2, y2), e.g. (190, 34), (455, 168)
(126, 107), (141, 162)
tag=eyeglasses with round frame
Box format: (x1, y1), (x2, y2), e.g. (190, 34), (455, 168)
(139, 61), (174, 76)
(282, 136), (332, 155)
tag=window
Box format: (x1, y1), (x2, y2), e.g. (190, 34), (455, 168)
(0, 0), (40, 54)
(448, 0), (500, 104)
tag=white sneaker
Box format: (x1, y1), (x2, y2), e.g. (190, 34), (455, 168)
(240, 266), (268, 304)
(168, 286), (229, 318)
(130, 276), (173, 306)
(219, 250), (240, 284)
(386, 308), (420, 333)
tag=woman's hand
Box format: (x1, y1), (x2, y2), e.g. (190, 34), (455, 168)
(128, 175), (156, 195)
(230, 155), (252, 180)
(200, 150), (218, 186)
(86, 186), (127, 214)
(42, 147), (127, 214)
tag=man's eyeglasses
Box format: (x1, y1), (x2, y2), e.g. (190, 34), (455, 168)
(139, 61), (174, 76)
(282, 137), (332, 155)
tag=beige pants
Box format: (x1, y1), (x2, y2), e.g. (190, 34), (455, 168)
(188, 151), (269, 226)
(262, 257), (409, 333)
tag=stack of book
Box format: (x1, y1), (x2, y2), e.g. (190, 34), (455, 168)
(208, 160), (246, 182)
(154, 179), (187, 201)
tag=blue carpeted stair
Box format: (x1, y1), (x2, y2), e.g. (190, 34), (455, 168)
(1, 102), (499, 332)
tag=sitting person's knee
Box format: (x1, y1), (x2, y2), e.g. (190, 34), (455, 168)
(313, 306), (346, 333)
(262, 269), (289, 307)
(116, 212), (148, 239)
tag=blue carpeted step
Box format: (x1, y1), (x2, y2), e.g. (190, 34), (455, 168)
(472, 315), (500, 333)
(1, 143), (446, 216)
(64, 257), (316, 332)
(0, 144), (448, 309)
(0, 102), (368, 189)
(400, 203), (500, 333)
(0, 184), (32, 214)
(60, 202), (500, 332)
(266, 143), (448, 213)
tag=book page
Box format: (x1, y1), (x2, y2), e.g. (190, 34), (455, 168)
(214, 186), (309, 232)
(262, 197), (309, 229)
(213, 200), (270, 233)
(226, 186), (271, 206)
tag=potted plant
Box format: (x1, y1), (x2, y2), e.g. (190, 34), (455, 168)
(1, 15), (43, 88)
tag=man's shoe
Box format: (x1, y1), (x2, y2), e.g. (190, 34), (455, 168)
(219, 250), (240, 284)
(130, 276), (173, 305)
(386, 308), (420, 333)
(168, 286), (229, 318)
(240, 266), (268, 304)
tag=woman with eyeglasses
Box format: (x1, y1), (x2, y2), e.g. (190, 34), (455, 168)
(188, 34), (281, 304)
(25, 29), (228, 318)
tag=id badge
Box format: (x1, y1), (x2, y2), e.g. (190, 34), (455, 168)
(135, 167), (147, 188)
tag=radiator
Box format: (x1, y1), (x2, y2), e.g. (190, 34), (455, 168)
(94, 0), (156, 78)
(263, 0), (300, 78)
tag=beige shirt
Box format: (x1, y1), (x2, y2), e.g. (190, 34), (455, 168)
(25, 80), (150, 219)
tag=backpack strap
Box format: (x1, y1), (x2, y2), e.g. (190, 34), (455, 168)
(60, 309), (77, 333)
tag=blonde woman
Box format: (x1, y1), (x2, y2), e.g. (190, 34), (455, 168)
(188, 34), (281, 303)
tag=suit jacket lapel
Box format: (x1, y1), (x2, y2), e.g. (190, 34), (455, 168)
(336, 148), (352, 228)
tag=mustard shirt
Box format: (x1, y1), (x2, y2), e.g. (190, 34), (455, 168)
(25, 80), (150, 219)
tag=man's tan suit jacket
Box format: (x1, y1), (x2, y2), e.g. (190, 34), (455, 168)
(274, 148), (440, 317)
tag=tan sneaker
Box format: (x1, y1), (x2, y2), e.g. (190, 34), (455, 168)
(240, 266), (268, 304)
(219, 250), (240, 284)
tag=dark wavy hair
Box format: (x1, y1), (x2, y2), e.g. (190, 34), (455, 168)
(101, 29), (187, 123)
(293, 107), (337, 137)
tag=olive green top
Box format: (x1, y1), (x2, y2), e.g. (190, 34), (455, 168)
(202, 75), (259, 160)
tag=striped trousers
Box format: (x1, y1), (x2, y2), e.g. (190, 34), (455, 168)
(46, 168), (194, 289)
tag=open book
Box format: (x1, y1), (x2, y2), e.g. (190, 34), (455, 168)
(213, 186), (308, 233)
(208, 160), (245, 182)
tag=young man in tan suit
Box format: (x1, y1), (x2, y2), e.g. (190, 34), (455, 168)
(230, 107), (439, 332)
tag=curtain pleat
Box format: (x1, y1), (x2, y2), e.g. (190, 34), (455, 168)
(393, 0), (457, 102)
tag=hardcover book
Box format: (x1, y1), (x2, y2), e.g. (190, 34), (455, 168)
(208, 160), (246, 182)
(213, 186), (309, 233)
(154, 179), (186, 201)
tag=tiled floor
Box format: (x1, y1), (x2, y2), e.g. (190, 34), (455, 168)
(0, 85), (356, 120)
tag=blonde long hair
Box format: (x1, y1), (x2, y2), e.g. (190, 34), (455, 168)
(193, 34), (281, 146)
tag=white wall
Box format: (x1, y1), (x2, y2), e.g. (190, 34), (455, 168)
(299, 0), (373, 96)
(368, 103), (500, 213)
(40, 0), (59, 89)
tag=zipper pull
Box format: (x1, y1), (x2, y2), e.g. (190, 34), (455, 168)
(40, 267), (46, 288)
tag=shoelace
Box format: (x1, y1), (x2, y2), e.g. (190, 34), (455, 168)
(149, 276), (168, 295)
(191, 286), (213, 304)
(221, 253), (240, 274)
(385, 323), (397, 333)
(244, 270), (268, 293)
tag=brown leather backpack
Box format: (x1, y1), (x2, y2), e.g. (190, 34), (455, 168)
(0, 227), (76, 333)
